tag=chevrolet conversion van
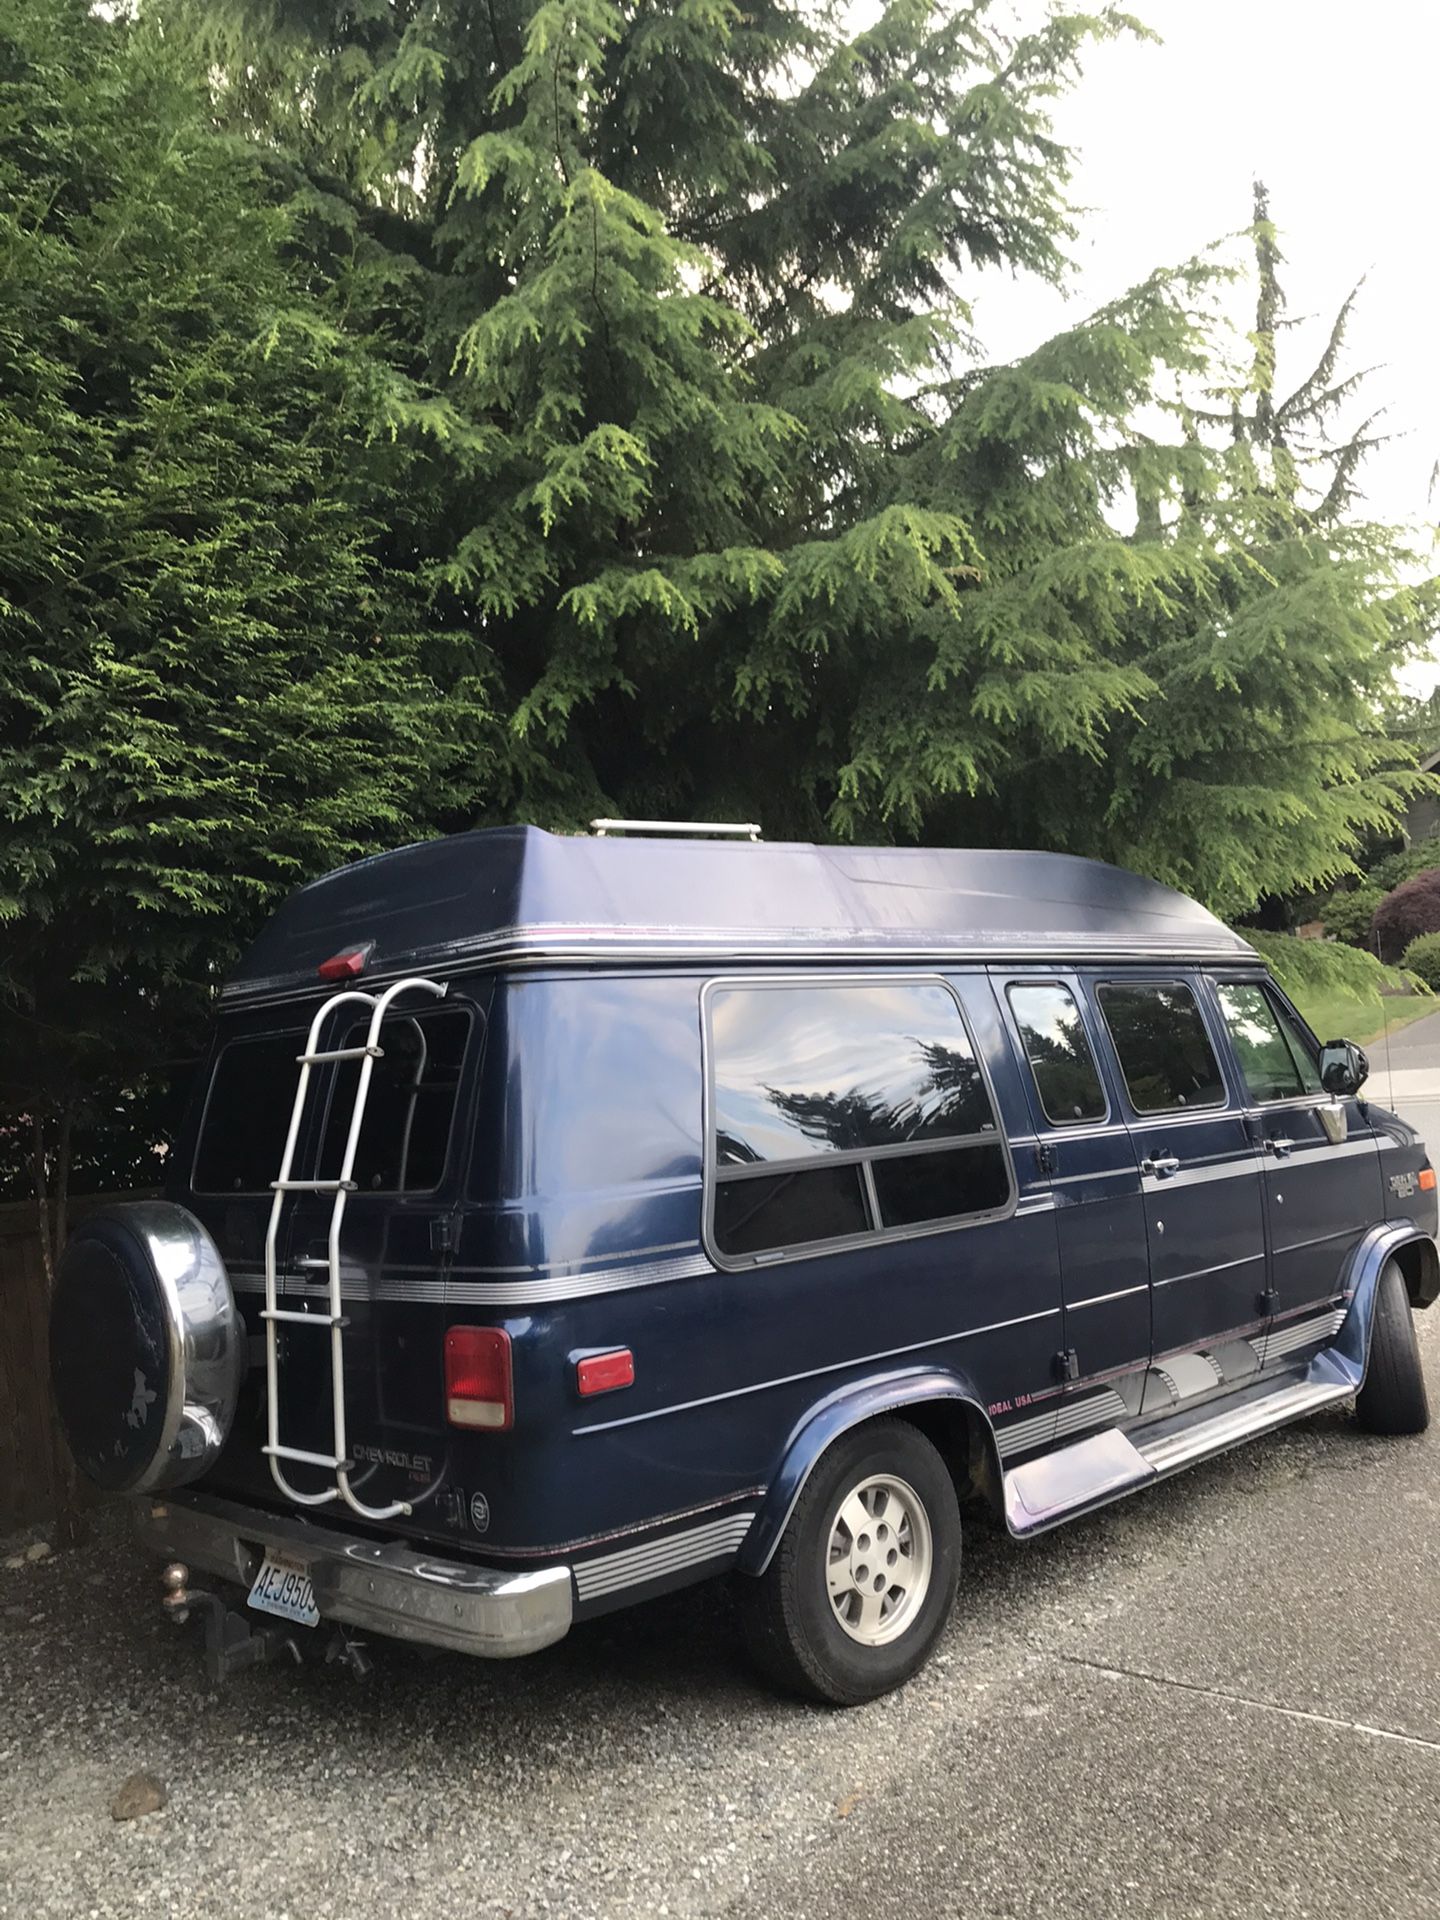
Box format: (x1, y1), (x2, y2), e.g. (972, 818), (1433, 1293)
(49, 825), (1437, 1704)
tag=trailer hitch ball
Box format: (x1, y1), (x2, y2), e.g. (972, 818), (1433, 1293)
(160, 1561), (192, 1623)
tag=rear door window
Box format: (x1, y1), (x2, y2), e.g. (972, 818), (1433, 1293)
(1097, 982), (1225, 1114)
(191, 1032), (302, 1194)
(317, 1008), (471, 1191)
(1007, 983), (1107, 1125)
(706, 979), (1011, 1262)
(1215, 982), (1322, 1103)
(193, 1006), (471, 1195)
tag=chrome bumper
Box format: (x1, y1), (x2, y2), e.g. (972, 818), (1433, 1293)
(136, 1492), (573, 1659)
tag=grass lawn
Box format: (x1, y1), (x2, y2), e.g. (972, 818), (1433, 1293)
(1289, 989), (1436, 1048)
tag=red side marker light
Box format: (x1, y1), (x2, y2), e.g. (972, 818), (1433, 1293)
(445, 1327), (513, 1431)
(1420, 1168), (1436, 1192)
(318, 944), (370, 982)
(576, 1349), (635, 1397)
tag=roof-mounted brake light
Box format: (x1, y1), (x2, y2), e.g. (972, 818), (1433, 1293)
(318, 943), (373, 982)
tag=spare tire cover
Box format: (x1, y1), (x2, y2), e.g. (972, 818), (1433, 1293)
(50, 1202), (243, 1494)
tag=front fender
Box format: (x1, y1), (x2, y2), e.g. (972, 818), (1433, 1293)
(736, 1366), (998, 1576)
(1323, 1222), (1439, 1392)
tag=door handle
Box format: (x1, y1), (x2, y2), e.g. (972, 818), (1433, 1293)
(1263, 1137), (1294, 1157)
(1142, 1155), (1180, 1178)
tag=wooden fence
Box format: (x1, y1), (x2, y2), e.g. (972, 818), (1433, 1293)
(0, 1194), (149, 1535)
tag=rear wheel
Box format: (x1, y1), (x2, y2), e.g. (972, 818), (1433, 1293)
(737, 1420), (961, 1706)
(1355, 1259), (1430, 1436)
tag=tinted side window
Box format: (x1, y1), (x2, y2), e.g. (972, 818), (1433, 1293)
(1216, 983), (1322, 1103)
(1098, 983), (1224, 1114)
(713, 1165), (869, 1258)
(1007, 984), (1107, 1125)
(707, 981), (1009, 1260)
(711, 982), (993, 1165)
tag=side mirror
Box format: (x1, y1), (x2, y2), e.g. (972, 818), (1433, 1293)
(1319, 1039), (1369, 1098)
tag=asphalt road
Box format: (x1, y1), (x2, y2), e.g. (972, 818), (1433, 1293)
(3, 1080), (1439, 1919)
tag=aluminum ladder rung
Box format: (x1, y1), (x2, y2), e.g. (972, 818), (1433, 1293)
(261, 1307), (349, 1329)
(296, 1045), (384, 1064)
(264, 1443), (354, 1472)
(264, 972), (446, 1524)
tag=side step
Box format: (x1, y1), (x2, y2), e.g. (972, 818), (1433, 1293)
(1003, 1371), (1353, 1538)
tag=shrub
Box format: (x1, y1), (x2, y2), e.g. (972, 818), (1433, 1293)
(1319, 885), (1385, 947)
(1371, 868), (1440, 962)
(1370, 836), (1440, 895)
(1402, 934), (1440, 992)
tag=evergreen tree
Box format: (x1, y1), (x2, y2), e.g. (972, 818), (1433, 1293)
(162, 0), (1148, 827)
(0, 0), (495, 1243)
(879, 191), (1435, 916)
(163, 4), (1434, 912)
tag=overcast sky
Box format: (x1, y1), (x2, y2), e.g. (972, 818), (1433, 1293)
(973, 1), (1438, 524)
(965, 0), (1439, 658)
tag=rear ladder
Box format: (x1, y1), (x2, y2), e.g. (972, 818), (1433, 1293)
(261, 976), (446, 1520)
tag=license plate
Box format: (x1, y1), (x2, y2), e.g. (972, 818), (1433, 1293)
(247, 1551), (320, 1627)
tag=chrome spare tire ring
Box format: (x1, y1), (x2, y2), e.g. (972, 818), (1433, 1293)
(825, 1472), (934, 1647)
(50, 1202), (243, 1494)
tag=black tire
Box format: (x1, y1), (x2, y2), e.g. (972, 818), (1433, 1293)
(1355, 1260), (1430, 1436)
(737, 1419), (961, 1707)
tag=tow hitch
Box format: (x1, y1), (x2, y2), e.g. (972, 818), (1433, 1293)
(160, 1562), (303, 1683)
(158, 1563), (375, 1684)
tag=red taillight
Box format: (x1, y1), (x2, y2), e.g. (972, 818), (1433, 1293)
(444, 1327), (513, 1431)
(318, 944), (370, 982)
(576, 1349), (635, 1397)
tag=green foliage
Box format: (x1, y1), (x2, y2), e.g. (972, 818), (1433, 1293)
(1318, 885), (1385, 948)
(5, 0), (1438, 1198)
(1247, 930), (1428, 1046)
(148, 10), (1435, 912)
(0, 0), (496, 1188)
(1369, 835), (1440, 895)
(1401, 933), (1440, 992)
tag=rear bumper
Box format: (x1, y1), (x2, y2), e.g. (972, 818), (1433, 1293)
(135, 1492), (573, 1659)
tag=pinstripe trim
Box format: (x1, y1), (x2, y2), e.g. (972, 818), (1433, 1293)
(574, 1304), (1063, 1435)
(1259, 1307), (1346, 1364)
(997, 1387), (1129, 1460)
(573, 1512), (756, 1602)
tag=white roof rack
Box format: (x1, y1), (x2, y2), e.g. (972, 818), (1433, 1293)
(589, 819), (761, 840)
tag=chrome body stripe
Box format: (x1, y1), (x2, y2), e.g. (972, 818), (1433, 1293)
(229, 1249), (716, 1307)
(1153, 1249), (1265, 1290)
(1067, 1282), (1149, 1309)
(573, 1513), (756, 1602)
(222, 927), (1258, 1007)
(573, 1306), (1063, 1436)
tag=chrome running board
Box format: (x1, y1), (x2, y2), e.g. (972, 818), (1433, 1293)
(1003, 1351), (1357, 1538)
(1135, 1377), (1352, 1476)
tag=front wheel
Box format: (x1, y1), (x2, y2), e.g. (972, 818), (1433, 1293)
(1355, 1260), (1430, 1436)
(737, 1420), (961, 1706)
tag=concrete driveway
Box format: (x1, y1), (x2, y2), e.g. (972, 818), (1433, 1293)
(3, 1081), (1439, 1919)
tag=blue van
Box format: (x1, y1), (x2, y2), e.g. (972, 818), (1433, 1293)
(49, 825), (1437, 1703)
